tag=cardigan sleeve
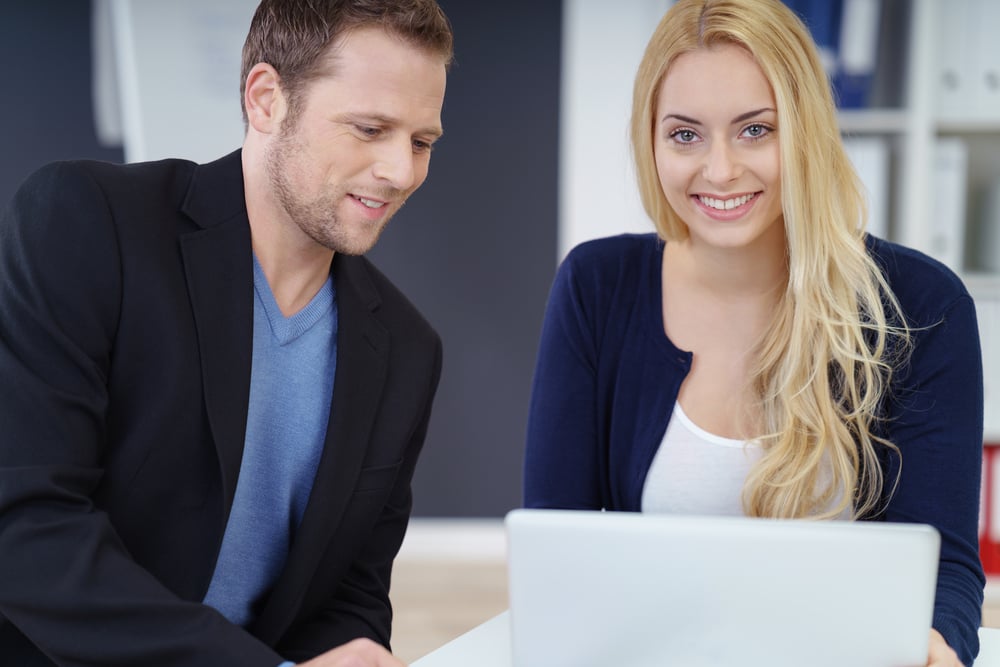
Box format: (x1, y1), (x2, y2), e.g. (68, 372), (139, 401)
(882, 293), (985, 666)
(523, 248), (606, 510)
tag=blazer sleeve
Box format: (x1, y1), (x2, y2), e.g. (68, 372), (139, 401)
(276, 334), (443, 662)
(882, 293), (985, 667)
(0, 163), (287, 667)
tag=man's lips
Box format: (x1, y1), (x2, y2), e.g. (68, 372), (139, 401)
(350, 194), (388, 209)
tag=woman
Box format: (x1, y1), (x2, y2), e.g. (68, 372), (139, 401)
(523, 1), (985, 665)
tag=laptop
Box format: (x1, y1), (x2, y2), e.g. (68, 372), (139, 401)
(505, 509), (940, 667)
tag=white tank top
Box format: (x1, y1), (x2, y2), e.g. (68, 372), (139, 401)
(641, 404), (851, 518)
(640, 403), (763, 516)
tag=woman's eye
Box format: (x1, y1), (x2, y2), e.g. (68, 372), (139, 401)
(670, 129), (699, 144)
(742, 123), (771, 140)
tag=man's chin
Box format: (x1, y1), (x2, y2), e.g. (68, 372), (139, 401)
(324, 228), (386, 256)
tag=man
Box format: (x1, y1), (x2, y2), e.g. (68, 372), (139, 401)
(0, 1), (451, 665)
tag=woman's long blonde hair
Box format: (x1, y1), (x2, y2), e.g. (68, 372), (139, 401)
(630, 0), (908, 519)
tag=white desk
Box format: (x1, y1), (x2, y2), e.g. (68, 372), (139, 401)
(410, 612), (509, 667)
(412, 611), (1000, 667)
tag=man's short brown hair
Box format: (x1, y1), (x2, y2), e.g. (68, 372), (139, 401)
(240, 0), (454, 125)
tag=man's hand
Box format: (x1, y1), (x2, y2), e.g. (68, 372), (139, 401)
(926, 628), (961, 667)
(298, 638), (407, 667)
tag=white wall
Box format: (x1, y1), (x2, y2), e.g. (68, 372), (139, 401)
(558, 0), (672, 259)
(94, 0), (258, 164)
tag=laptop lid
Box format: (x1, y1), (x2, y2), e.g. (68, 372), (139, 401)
(505, 509), (940, 667)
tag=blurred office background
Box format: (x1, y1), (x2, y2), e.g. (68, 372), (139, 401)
(3, 0), (999, 660)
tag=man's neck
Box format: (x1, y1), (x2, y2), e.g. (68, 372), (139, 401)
(242, 148), (336, 317)
(251, 239), (334, 318)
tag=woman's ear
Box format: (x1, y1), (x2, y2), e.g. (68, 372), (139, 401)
(243, 62), (287, 135)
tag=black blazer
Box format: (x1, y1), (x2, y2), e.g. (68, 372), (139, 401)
(0, 151), (442, 666)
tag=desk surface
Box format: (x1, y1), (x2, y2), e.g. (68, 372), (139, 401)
(411, 612), (1000, 667)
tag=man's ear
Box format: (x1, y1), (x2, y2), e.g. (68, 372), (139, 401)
(244, 62), (287, 134)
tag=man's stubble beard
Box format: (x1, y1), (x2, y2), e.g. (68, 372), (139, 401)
(264, 126), (406, 256)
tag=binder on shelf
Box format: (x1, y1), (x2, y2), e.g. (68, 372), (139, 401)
(934, 0), (975, 122)
(782, 0), (885, 110)
(979, 295), (1000, 443)
(973, 180), (1000, 274)
(866, 0), (908, 110)
(983, 296), (1000, 571)
(842, 136), (890, 240)
(930, 138), (968, 272)
(782, 0), (842, 82)
(981, 295), (1000, 573)
(834, 0), (881, 109)
(973, 0), (1000, 122)
(983, 444), (1000, 575)
(975, 295), (999, 576)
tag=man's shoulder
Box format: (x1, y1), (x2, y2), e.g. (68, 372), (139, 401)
(9, 156), (201, 219)
(27, 155), (199, 189)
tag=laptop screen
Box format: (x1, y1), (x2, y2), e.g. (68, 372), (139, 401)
(506, 509), (939, 667)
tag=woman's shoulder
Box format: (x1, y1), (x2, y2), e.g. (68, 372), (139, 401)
(866, 234), (973, 322)
(563, 232), (663, 272)
(550, 233), (663, 318)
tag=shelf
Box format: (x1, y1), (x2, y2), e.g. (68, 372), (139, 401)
(837, 113), (1000, 136)
(838, 108), (909, 135)
(936, 120), (1000, 135)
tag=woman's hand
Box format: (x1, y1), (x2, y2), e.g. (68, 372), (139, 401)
(927, 628), (962, 666)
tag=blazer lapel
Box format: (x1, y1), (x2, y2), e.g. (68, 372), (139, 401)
(251, 254), (390, 641)
(178, 150), (254, 518)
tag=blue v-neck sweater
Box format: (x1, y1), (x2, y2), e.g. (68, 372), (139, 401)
(203, 257), (337, 633)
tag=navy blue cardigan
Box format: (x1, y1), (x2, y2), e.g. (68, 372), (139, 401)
(524, 233), (985, 665)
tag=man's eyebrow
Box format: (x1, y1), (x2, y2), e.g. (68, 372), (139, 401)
(660, 107), (776, 125)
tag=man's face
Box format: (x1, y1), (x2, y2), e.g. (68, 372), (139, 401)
(265, 27), (447, 255)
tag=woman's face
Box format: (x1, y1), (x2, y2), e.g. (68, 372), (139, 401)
(653, 44), (784, 253)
